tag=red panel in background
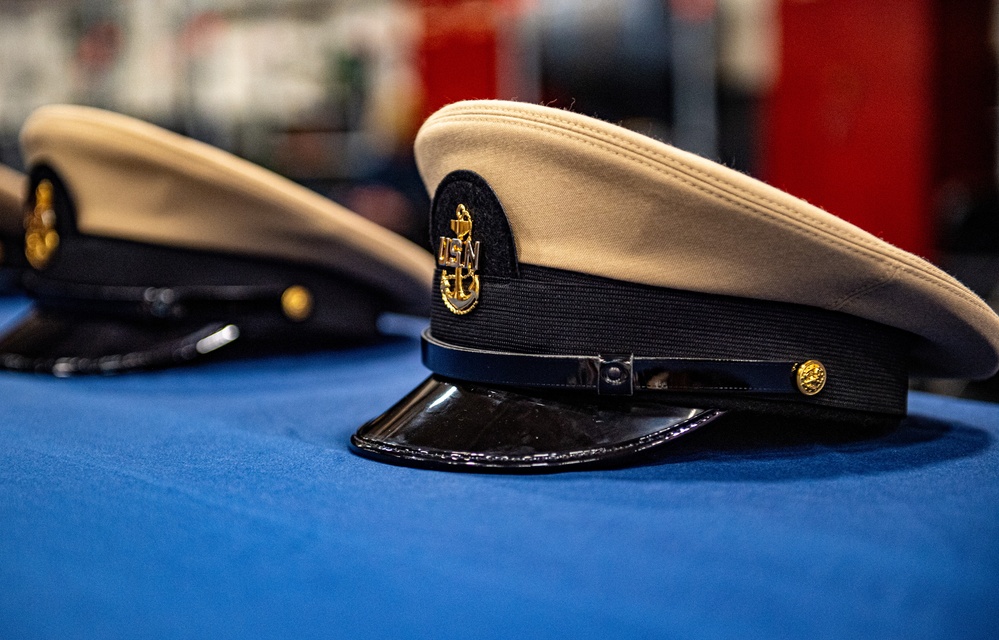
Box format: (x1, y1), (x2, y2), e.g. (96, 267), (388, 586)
(762, 0), (934, 258)
(417, 0), (502, 119)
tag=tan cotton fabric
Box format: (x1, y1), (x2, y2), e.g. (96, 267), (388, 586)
(414, 100), (999, 378)
(0, 163), (24, 237)
(21, 105), (433, 314)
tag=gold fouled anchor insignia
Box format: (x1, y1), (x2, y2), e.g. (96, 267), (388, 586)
(24, 179), (60, 269)
(437, 204), (481, 315)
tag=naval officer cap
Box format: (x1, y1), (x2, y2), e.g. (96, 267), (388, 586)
(0, 104), (433, 375)
(0, 163), (26, 292)
(352, 99), (999, 471)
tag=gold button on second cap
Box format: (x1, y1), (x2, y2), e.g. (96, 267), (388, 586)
(281, 285), (313, 321)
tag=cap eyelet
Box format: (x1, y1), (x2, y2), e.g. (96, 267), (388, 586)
(598, 355), (634, 395)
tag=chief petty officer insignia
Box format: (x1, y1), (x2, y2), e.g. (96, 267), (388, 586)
(437, 203), (481, 314)
(351, 99), (999, 472)
(0, 104), (433, 375)
(25, 178), (59, 269)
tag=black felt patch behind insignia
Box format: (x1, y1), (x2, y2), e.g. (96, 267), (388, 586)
(429, 170), (518, 278)
(26, 165), (79, 273)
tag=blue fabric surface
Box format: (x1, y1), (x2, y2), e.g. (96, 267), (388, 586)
(1, 296), (998, 640)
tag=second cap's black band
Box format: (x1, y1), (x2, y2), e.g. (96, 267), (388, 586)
(423, 329), (802, 396)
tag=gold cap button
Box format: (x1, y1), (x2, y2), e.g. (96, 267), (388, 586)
(281, 285), (313, 321)
(795, 359), (827, 396)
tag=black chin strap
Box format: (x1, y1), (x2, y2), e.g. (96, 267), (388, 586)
(422, 329), (807, 396)
(23, 272), (287, 320)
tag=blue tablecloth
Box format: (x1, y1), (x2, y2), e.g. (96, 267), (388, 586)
(1, 296), (997, 639)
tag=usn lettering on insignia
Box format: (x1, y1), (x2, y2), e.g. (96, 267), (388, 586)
(437, 204), (481, 315)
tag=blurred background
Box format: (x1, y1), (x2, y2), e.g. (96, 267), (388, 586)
(0, 0), (996, 394)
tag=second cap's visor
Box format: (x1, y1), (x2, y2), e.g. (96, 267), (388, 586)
(0, 306), (241, 375)
(351, 376), (725, 471)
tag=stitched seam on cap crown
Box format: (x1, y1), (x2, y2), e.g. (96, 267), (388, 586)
(831, 264), (901, 310)
(424, 112), (990, 313)
(429, 105), (973, 302)
(425, 113), (977, 307)
(431, 106), (892, 248)
(432, 106), (914, 260)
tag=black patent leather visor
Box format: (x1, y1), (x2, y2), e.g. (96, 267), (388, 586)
(351, 376), (725, 471)
(0, 307), (241, 376)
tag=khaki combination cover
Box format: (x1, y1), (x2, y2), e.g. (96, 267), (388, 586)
(351, 100), (999, 471)
(0, 105), (434, 374)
